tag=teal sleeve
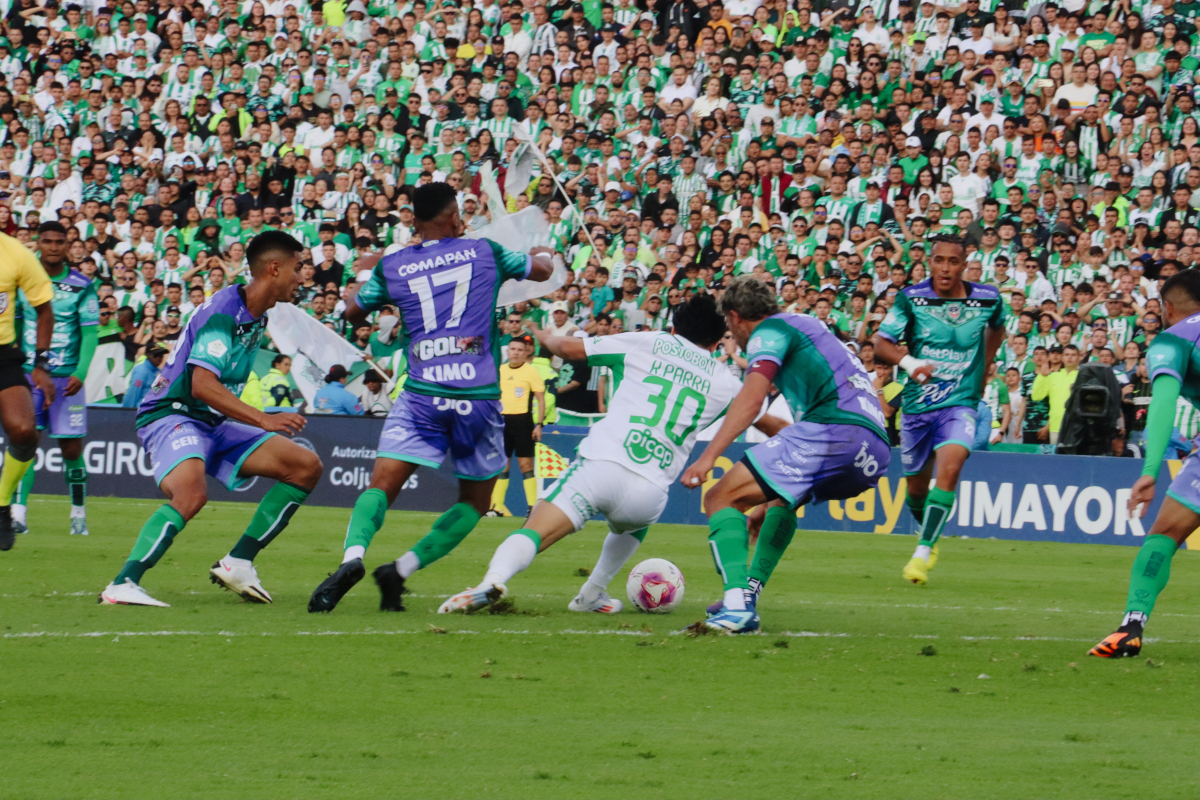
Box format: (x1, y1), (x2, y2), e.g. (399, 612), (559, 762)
(488, 240), (534, 282)
(1146, 331), (1187, 384)
(989, 296), (1007, 330)
(1142, 373), (1182, 481)
(354, 262), (392, 314)
(188, 314), (236, 377)
(877, 291), (910, 343)
(79, 281), (100, 326)
(72, 326), (97, 381)
(745, 317), (793, 367)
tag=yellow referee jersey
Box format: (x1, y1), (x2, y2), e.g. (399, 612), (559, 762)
(0, 233), (52, 346)
(499, 362), (545, 416)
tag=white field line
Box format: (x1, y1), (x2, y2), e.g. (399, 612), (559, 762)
(3, 628), (1198, 645)
(8, 591), (1200, 621)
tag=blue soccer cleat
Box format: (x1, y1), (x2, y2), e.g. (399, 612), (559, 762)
(703, 609), (761, 634)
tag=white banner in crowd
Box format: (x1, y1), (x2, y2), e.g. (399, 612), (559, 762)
(267, 302), (366, 407)
(466, 207), (569, 306)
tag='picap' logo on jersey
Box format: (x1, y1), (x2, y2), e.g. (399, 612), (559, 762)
(624, 428), (673, 469)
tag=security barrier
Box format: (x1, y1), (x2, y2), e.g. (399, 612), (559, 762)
(16, 409), (1188, 548)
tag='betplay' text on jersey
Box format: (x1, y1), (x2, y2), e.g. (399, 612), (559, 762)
(579, 332), (744, 490)
(355, 237), (532, 400)
(878, 280), (1007, 413)
(136, 286), (267, 427)
(744, 313), (888, 439)
(17, 268), (98, 376)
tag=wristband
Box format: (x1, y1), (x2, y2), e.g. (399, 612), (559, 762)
(34, 350), (52, 371)
(899, 355), (929, 382)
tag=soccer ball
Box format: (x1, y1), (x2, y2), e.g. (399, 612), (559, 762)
(626, 558), (685, 613)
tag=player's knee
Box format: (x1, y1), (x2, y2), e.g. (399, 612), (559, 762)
(172, 488), (208, 520)
(292, 450), (323, 489)
(5, 419), (37, 449)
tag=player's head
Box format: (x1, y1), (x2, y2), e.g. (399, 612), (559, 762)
(413, 181), (465, 238)
(673, 292), (726, 350)
(929, 235), (967, 293)
(37, 221), (68, 268)
(247, 230), (304, 301)
(718, 276), (779, 348)
(1160, 269), (1200, 326)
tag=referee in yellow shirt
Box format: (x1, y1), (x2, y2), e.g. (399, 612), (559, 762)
(491, 335), (546, 516)
(0, 231), (57, 550)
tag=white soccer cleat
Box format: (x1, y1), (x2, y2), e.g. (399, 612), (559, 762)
(437, 583), (506, 614)
(69, 518), (89, 536)
(210, 556), (273, 603)
(98, 579), (170, 607)
(568, 591), (623, 614)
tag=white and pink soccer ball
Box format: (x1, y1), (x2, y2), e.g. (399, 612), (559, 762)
(626, 558), (685, 613)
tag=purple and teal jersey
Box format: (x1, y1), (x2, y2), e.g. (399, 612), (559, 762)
(354, 237), (532, 400)
(744, 312), (887, 439)
(16, 268), (98, 376)
(136, 286), (267, 428)
(1146, 312), (1200, 410)
(878, 280), (1007, 413)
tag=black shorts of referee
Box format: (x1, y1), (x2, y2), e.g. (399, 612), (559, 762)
(503, 412), (536, 459)
(0, 342), (27, 393)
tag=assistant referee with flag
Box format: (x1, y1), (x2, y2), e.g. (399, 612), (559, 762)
(491, 335), (546, 516)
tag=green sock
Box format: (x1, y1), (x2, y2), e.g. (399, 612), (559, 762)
(747, 506), (797, 590)
(918, 486), (956, 547)
(16, 463), (34, 505)
(707, 507), (750, 593)
(1125, 534), (1179, 619)
(229, 482), (310, 561)
(64, 456), (86, 511)
(906, 493), (926, 526)
(343, 488), (389, 553)
(410, 502), (482, 569)
(114, 505), (186, 585)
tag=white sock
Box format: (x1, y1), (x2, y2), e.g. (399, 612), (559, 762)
(343, 545), (365, 563)
(395, 551), (421, 579)
(12, 504), (26, 524)
(723, 588), (747, 612)
(1122, 611), (1148, 627)
(913, 544), (932, 560)
(223, 554), (253, 568)
(70, 505), (86, 519)
(579, 532), (643, 602)
(481, 534), (538, 587)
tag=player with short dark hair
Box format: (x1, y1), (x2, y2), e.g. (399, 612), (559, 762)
(99, 230), (323, 607)
(0, 223), (55, 551)
(11, 222), (99, 537)
(873, 237), (1008, 586)
(680, 278), (891, 633)
(1091, 270), (1200, 657)
(307, 182), (555, 614)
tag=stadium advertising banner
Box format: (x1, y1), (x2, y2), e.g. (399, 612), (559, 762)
(14, 410), (1188, 548)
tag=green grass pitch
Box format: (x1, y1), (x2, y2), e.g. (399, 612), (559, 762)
(3, 495), (1200, 799)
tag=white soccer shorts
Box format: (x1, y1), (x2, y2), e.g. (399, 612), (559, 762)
(543, 457), (668, 534)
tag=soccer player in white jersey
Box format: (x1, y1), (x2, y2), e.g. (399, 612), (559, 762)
(438, 294), (785, 614)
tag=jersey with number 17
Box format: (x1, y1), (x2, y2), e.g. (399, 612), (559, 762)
(355, 237), (532, 400)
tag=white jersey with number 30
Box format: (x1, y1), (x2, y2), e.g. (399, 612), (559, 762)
(578, 332), (744, 490)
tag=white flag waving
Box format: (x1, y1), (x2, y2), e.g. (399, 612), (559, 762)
(466, 207), (568, 306)
(267, 302), (364, 406)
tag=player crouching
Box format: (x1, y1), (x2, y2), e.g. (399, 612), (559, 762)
(99, 232), (322, 607)
(439, 294), (782, 615)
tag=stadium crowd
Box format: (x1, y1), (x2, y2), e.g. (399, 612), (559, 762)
(10, 0), (1200, 449)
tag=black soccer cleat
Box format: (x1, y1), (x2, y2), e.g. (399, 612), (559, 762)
(0, 505), (13, 551)
(1089, 623), (1144, 658)
(308, 558), (366, 613)
(373, 562), (407, 612)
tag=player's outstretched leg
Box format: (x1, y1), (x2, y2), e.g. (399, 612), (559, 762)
(100, 459), (208, 607)
(377, 483), (491, 611)
(61, 439), (88, 536)
(706, 503), (795, 615)
(1091, 498), (1194, 658)
(697, 462), (770, 634)
(569, 528), (646, 614)
(903, 440), (968, 585)
(12, 462), (34, 534)
(209, 437), (322, 604)
(440, 500), (579, 614)
(309, 459), (417, 613)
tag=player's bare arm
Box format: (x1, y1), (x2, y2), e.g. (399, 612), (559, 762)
(531, 327), (586, 361)
(680, 370), (771, 489)
(873, 335), (933, 384)
(30, 300), (55, 409)
(192, 366), (306, 435)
